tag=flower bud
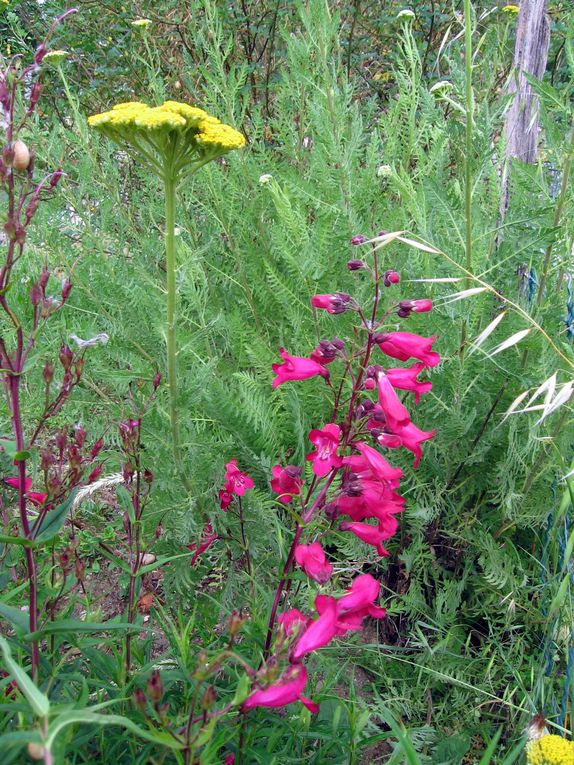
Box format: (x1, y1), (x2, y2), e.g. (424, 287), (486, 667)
(39, 266), (50, 290)
(90, 439), (104, 458)
(144, 469), (153, 484)
(27, 743), (45, 761)
(49, 169), (63, 188)
(200, 686), (217, 710)
(152, 371), (161, 389)
(12, 140), (31, 171)
(61, 277), (72, 302)
(383, 270), (400, 286)
(147, 671), (163, 703)
(43, 362), (55, 385)
(74, 557), (86, 582)
(227, 610), (246, 637)
(350, 234), (367, 245)
(74, 424), (87, 447)
(88, 466), (102, 484)
(347, 259), (366, 271)
(59, 344), (73, 370)
(133, 687), (147, 710)
(30, 282), (42, 307)
(74, 357), (84, 381)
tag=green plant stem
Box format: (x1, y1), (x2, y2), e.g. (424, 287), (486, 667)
(464, 0), (474, 283)
(164, 171), (191, 491)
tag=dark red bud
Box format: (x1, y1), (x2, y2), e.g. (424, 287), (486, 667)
(347, 259), (366, 270)
(383, 270), (400, 287)
(90, 439), (104, 458)
(74, 357), (84, 381)
(59, 344), (73, 370)
(155, 524), (163, 540)
(61, 278), (72, 302)
(133, 688), (146, 710)
(152, 371), (161, 389)
(49, 170), (63, 189)
(87, 466), (102, 483)
(147, 671), (163, 703)
(351, 234), (368, 245)
(144, 469), (153, 484)
(30, 283), (42, 307)
(39, 266), (50, 290)
(74, 424), (87, 447)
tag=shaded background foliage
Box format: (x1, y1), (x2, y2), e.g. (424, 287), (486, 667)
(1, 0), (574, 762)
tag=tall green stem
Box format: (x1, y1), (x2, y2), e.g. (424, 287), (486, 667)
(164, 170), (190, 490)
(464, 0), (474, 283)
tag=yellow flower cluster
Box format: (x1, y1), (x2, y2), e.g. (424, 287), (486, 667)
(88, 100), (245, 153)
(527, 735), (574, 765)
(502, 4), (519, 14)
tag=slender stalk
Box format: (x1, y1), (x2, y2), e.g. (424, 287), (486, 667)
(163, 169), (191, 491)
(464, 0), (474, 282)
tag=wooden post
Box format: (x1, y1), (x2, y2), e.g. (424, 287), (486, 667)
(500, 0), (550, 217)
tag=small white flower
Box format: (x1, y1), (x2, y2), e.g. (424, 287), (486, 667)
(259, 173), (273, 184)
(397, 9), (415, 20)
(377, 164), (392, 178)
(70, 333), (109, 348)
(131, 18), (152, 28)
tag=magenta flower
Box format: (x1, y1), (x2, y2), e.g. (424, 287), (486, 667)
(383, 270), (400, 286)
(271, 464), (302, 504)
(310, 338), (344, 365)
(335, 573), (387, 621)
(311, 293), (355, 315)
(339, 519), (396, 556)
(186, 522), (219, 566)
(278, 609), (308, 636)
(385, 363), (432, 404)
(398, 299), (433, 317)
(295, 542), (333, 584)
(376, 421), (437, 467)
(377, 374), (411, 429)
(218, 488), (233, 511)
(375, 331), (440, 367)
(306, 423), (343, 478)
(291, 596), (339, 661)
(242, 664), (319, 714)
(272, 347), (329, 388)
(4, 476), (47, 507)
(223, 459), (254, 496)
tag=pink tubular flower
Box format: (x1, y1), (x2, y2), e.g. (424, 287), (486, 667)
(242, 664), (318, 714)
(398, 299), (433, 318)
(377, 421), (437, 467)
(223, 459), (254, 496)
(223, 755), (235, 765)
(377, 374), (410, 429)
(295, 541), (333, 584)
(375, 331), (440, 367)
(385, 363), (432, 404)
(339, 519), (396, 556)
(278, 609), (308, 636)
(311, 292), (355, 315)
(272, 347), (329, 388)
(306, 423), (342, 478)
(336, 574), (387, 622)
(271, 464), (302, 504)
(218, 488), (233, 511)
(4, 476), (47, 507)
(291, 596), (339, 661)
(186, 522), (219, 566)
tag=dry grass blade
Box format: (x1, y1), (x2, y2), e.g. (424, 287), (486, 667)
(486, 328), (531, 358)
(536, 382), (574, 425)
(437, 286), (488, 306)
(500, 390), (530, 424)
(468, 312), (506, 355)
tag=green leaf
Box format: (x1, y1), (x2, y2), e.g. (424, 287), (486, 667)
(34, 491), (77, 544)
(478, 728), (502, 765)
(13, 451), (31, 462)
(378, 707), (422, 765)
(44, 709), (185, 751)
(232, 673), (250, 706)
(0, 636), (50, 718)
(25, 618), (147, 641)
(0, 533), (34, 547)
(0, 602), (30, 632)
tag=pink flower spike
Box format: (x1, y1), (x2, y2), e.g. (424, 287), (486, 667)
(385, 363), (432, 404)
(271, 464), (302, 504)
(223, 459), (254, 496)
(351, 442), (404, 483)
(272, 348), (329, 388)
(377, 374), (411, 429)
(306, 423), (342, 478)
(291, 596), (339, 661)
(377, 421), (437, 467)
(295, 541), (333, 584)
(242, 664), (318, 713)
(375, 331), (440, 367)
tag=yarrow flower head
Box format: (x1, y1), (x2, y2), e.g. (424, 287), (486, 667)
(42, 50), (69, 65)
(88, 100), (245, 179)
(526, 736), (574, 765)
